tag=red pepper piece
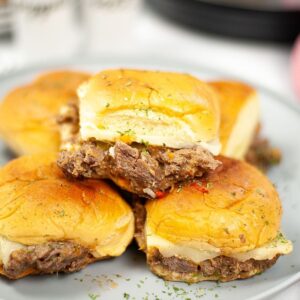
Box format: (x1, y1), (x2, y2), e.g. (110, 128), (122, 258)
(155, 190), (167, 199)
(190, 182), (209, 193)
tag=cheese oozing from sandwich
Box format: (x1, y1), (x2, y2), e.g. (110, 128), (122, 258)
(146, 228), (293, 263)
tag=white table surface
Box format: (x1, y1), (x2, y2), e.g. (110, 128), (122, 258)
(0, 3), (299, 299)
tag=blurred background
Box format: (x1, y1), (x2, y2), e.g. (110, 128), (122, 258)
(0, 0), (299, 103)
(0, 0), (299, 102)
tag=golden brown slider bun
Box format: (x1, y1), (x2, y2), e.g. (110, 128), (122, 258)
(79, 69), (221, 154)
(0, 153), (134, 279)
(209, 81), (259, 159)
(34, 70), (90, 93)
(0, 70), (90, 156)
(138, 156), (292, 282)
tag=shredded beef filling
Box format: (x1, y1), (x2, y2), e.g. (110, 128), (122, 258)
(148, 248), (279, 282)
(245, 136), (281, 171)
(133, 201), (147, 250)
(4, 241), (95, 279)
(58, 141), (220, 198)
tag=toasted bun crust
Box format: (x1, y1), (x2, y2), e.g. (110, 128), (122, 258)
(0, 154), (134, 258)
(79, 69), (221, 153)
(0, 71), (90, 155)
(146, 156), (281, 254)
(34, 70), (90, 93)
(209, 81), (259, 159)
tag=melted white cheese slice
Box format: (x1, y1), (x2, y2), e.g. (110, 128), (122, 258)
(146, 228), (293, 263)
(0, 236), (25, 267)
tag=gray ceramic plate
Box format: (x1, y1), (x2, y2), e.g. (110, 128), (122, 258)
(0, 56), (299, 300)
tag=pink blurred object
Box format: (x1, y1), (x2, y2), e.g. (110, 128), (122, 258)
(291, 36), (300, 100)
(282, 0), (300, 9)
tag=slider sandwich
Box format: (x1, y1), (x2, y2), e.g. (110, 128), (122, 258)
(0, 154), (134, 279)
(210, 81), (281, 169)
(210, 81), (259, 160)
(58, 69), (222, 198)
(134, 156), (292, 282)
(0, 70), (90, 155)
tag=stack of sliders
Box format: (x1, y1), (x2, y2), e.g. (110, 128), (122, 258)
(57, 69), (292, 282)
(0, 68), (292, 281)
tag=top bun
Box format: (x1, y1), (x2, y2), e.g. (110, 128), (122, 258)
(146, 156), (283, 255)
(0, 154), (134, 259)
(34, 70), (90, 93)
(209, 81), (259, 159)
(0, 70), (90, 155)
(79, 69), (221, 154)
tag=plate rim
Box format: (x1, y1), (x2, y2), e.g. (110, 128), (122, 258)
(0, 54), (299, 300)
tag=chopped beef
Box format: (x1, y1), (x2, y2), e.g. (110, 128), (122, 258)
(58, 141), (220, 198)
(245, 135), (281, 171)
(3, 241), (96, 279)
(148, 248), (279, 282)
(133, 201), (147, 250)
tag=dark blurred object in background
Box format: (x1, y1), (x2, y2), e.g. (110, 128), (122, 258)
(0, 0), (12, 39)
(147, 0), (300, 43)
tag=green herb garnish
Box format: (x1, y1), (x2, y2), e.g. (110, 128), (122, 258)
(88, 293), (99, 300)
(117, 129), (136, 136)
(123, 293), (130, 299)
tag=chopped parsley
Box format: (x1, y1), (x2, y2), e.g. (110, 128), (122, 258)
(88, 293), (99, 300)
(117, 129), (136, 136)
(256, 188), (265, 197)
(206, 182), (214, 189)
(140, 139), (149, 147)
(138, 108), (151, 117)
(55, 209), (65, 217)
(141, 149), (149, 155)
(224, 228), (230, 234)
(176, 184), (183, 193)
